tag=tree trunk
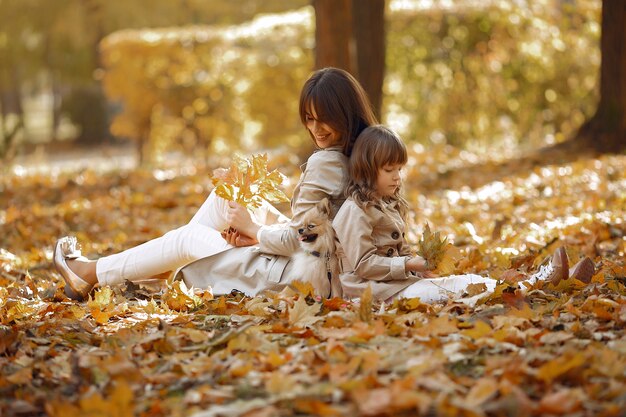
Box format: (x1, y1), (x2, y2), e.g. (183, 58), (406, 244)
(313, 0), (354, 73)
(0, 64), (25, 159)
(575, 0), (626, 152)
(313, 0), (386, 118)
(352, 0), (386, 119)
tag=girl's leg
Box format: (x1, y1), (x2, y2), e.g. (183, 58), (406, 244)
(96, 223), (232, 286)
(396, 249), (573, 303)
(397, 274), (498, 303)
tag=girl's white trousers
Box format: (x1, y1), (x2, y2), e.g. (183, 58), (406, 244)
(395, 264), (553, 304)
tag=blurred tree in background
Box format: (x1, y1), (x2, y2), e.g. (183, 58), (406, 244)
(0, 0), (612, 166)
(0, 0), (307, 160)
(100, 12), (312, 165)
(573, 0), (625, 152)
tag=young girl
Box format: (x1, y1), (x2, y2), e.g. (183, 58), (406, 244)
(55, 67), (378, 300)
(332, 125), (595, 303)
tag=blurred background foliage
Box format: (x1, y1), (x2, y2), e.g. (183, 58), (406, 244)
(0, 0), (600, 165)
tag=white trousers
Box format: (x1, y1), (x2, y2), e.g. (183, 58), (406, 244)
(395, 264), (553, 304)
(95, 191), (284, 286)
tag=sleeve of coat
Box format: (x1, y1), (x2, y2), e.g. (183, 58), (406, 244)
(257, 151), (345, 256)
(334, 201), (410, 282)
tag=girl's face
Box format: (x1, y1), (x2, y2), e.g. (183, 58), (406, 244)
(305, 107), (341, 149)
(376, 163), (403, 198)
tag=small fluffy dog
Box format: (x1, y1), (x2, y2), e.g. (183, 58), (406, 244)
(289, 198), (337, 298)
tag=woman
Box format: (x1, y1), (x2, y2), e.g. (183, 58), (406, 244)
(54, 67), (377, 300)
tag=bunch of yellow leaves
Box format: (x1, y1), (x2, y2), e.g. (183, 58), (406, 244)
(211, 153), (290, 210)
(417, 223), (459, 275)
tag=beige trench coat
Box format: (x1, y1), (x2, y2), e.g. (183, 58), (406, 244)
(333, 198), (421, 301)
(174, 147), (347, 297)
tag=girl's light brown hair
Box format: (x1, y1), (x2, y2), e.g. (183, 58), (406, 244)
(299, 67), (377, 156)
(346, 125), (410, 219)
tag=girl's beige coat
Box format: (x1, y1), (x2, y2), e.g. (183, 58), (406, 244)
(333, 198), (421, 301)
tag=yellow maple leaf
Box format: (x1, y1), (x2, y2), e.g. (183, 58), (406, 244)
(163, 280), (202, 312)
(211, 153), (290, 210)
(87, 287), (117, 325)
(417, 223), (458, 272)
(88, 286), (113, 309)
(290, 280), (315, 298)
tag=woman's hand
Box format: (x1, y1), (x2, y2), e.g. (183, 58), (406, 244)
(221, 227), (258, 247)
(225, 201), (261, 239)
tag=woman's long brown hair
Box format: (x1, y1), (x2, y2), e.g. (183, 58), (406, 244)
(299, 67), (378, 156)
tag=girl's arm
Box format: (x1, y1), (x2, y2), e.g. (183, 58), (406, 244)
(257, 151), (347, 256)
(334, 201), (411, 282)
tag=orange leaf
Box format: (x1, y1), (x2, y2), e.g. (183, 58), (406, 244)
(538, 388), (584, 415)
(536, 352), (586, 384)
(465, 377), (499, 407)
(462, 320), (492, 340)
(359, 285), (373, 323)
(293, 399), (342, 416)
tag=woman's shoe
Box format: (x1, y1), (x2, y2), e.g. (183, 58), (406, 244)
(53, 237), (93, 301)
(569, 257), (595, 283)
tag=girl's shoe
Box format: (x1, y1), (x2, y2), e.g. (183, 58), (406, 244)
(569, 257), (595, 283)
(53, 237), (93, 301)
(530, 247), (568, 285)
(547, 247), (569, 285)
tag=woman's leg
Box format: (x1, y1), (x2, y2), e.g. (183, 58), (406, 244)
(96, 223), (232, 286)
(68, 191), (289, 287)
(189, 190), (288, 228)
(189, 190), (231, 229)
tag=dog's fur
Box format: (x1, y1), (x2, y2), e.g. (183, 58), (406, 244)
(289, 198), (337, 298)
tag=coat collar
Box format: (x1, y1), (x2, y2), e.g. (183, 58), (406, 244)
(300, 146), (344, 171)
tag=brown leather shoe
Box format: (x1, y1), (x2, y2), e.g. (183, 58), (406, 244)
(53, 237), (93, 301)
(548, 247), (569, 285)
(569, 257), (595, 283)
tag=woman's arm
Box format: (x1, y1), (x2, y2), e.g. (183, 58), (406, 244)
(257, 151), (347, 256)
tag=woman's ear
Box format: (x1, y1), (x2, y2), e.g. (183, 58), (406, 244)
(317, 198), (331, 217)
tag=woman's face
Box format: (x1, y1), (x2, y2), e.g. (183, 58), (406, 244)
(305, 106), (341, 149)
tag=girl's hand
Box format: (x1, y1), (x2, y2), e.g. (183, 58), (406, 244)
(406, 256), (430, 273)
(225, 201), (261, 238)
(221, 227), (258, 247)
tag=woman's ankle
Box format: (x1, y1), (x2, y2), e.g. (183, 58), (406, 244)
(66, 259), (98, 285)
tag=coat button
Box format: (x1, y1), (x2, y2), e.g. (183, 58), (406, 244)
(391, 231), (400, 239)
(387, 248), (394, 257)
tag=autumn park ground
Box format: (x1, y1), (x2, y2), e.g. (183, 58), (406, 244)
(1, 143), (625, 417)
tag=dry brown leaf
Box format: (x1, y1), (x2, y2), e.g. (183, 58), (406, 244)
(288, 296), (322, 328)
(359, 285), (373, 323)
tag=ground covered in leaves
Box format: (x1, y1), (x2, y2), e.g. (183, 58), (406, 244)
(1, 145), (625, 417)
